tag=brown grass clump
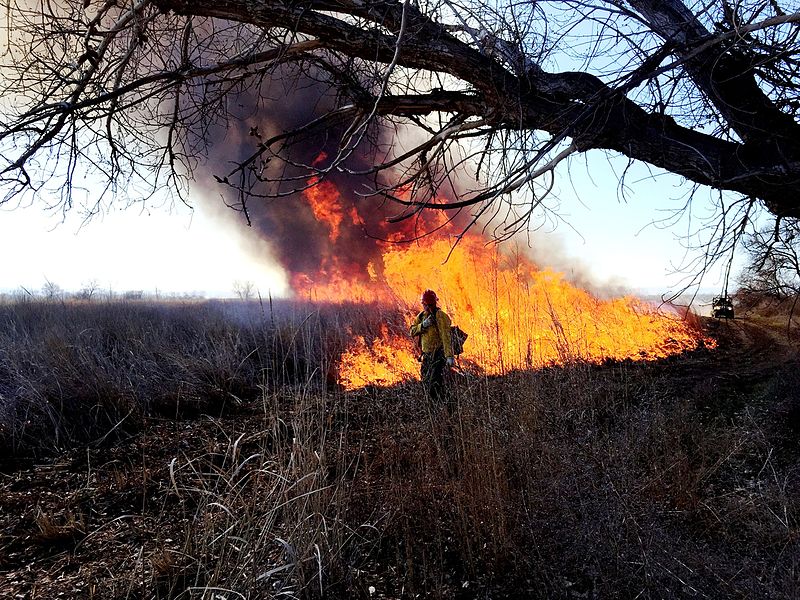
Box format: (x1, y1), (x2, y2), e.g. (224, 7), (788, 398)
(34, 509), (86, 545)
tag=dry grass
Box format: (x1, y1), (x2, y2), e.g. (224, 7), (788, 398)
(0, 298), (381, 458)
(1, 298), (799, 598)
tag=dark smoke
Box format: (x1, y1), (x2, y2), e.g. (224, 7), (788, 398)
(194, 65), (468, 292)
(194, 65), (624, 299)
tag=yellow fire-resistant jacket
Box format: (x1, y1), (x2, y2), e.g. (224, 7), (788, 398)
(409, 308), (453, 357)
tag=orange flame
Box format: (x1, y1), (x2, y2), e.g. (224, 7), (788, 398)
(337, 324), (420, 390)
(296, 162), (712, 390)
(335, 237), (710, 389)
(305, 177), (346, 242)
(291, 254), (396, 303)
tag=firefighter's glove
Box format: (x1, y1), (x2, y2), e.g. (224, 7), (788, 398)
(446, 357), (455, 367)
(422, 316), (434, 329)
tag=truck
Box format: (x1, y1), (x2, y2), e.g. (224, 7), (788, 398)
(711, 296), (735, 319)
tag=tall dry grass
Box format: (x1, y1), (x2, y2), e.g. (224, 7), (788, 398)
(129, 361), (800, 598)
(0, 298), (386, 458)
(2, 298), (798, 598)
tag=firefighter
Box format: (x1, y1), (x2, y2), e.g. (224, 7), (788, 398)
(409, 289), (454, 401)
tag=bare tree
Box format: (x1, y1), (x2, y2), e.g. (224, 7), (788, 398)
(76, 278), (101, 300)
(1, 1), (799, 269)
(233, 279), (255, 301)
(739, 219), (800, 300)
(41, 278), (63, 301)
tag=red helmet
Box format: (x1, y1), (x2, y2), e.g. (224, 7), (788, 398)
(420, 289), (438, 305)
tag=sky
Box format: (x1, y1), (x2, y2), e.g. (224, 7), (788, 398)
(0, 149), (734, 300)
(0, 3), (749, 302)
(0, 198), (288, 298)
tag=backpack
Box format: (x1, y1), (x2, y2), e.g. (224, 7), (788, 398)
(450, 325), (468, 356)
(415, 310), (468, 356)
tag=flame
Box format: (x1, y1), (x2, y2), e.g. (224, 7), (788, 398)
(291, 255), (396, 303)
(304, 152), (365, 243)
(305, 177), (346, 242)
(334, 237), (710, 389)
(294, 161), (712, 390)
(337, 324), (420, 390)
(382, 237), (706, 368)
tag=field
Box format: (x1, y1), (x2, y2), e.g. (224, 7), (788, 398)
(1, 298), (799, 598)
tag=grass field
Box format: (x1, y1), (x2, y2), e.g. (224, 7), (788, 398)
(1, 298), (799, 598)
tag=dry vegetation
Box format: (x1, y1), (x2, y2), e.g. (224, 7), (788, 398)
(1, 297), (799, 598)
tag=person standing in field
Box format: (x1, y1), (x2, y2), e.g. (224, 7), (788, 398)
(410, 289), (454, 401)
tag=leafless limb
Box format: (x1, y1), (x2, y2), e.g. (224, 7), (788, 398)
(1, 0), (799, 266)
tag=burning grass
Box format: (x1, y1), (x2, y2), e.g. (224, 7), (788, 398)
(300, 236), (712, 390)
(1, 298), (799, 598)
(290, 169), (711, 389)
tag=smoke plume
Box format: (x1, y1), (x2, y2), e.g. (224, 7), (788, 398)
(194, 66), (618, 300)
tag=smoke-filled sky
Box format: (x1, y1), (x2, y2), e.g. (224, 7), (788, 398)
(0, 156), (733, 299)
(0, 62), (737, 300)
(0, 8), (743, 301)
